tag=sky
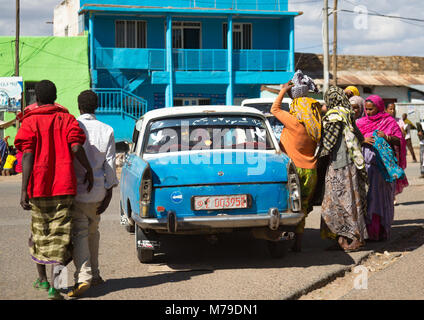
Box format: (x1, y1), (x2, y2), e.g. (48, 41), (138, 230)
(0, 0), (423, 57)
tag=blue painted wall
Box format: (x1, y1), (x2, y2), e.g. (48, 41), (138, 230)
(85, 0), (295, 140)
(91, 16), (289, 50)
(80, 0), (289, 11)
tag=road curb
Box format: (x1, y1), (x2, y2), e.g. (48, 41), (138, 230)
(282, 225), (424, 300)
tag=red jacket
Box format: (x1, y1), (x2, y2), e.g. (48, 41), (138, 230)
(14, 104), (86, 199)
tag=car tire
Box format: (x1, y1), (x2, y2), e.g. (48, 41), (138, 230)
(120, 203), (135, 233)
(266, 240), (290, 259)
(126, 222), (135, 234)
(135, 225), (155, 263)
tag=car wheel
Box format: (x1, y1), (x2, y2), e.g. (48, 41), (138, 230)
(135, 225), (155, 263)
(126, 222), (135, 234)
(266, 240), (290, 259)
(120, 203), (135, 233)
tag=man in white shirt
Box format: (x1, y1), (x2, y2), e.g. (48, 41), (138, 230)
(417, 121), (424, 177)
(68, 90), (119, 298)
(401, 113), (417, 162)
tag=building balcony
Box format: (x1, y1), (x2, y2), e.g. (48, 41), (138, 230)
(95, 48), (292, 72)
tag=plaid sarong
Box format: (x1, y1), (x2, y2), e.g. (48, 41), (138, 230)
(29, 195), (74, 265)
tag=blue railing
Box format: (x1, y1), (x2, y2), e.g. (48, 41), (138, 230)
(234, 50), (290, 71)
(173, 49), (227, 71)
(93, 88), (148, 119)
(95, 48), (291, 72)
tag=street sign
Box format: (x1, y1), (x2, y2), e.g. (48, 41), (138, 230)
(0, 77), (23, 112)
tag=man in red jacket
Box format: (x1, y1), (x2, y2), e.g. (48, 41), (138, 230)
(15, 80), (94, 300)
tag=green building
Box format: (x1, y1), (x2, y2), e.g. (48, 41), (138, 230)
(0, 36), (91, 143)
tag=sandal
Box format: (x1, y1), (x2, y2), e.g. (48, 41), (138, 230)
(337, 236), (349, 250)
(48, 287), (64, 300)
(33, 278), (50, 291)
(68, 282), (90, 298)
(344, 240), (364, 253)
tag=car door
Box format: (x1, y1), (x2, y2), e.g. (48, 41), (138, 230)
(121, 120), (147, 216)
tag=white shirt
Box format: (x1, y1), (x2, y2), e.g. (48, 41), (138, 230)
(74, 113), (119, 203)
(402, 121), (411, 140)
(420, 121), (424, 146)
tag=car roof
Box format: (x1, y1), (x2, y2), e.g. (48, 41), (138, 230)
(141, 105), (266, 122)
(241, 97), (291, 105)
(241, 97), (325, 105)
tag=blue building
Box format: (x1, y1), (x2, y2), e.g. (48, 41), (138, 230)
(78, 0), (300, 140)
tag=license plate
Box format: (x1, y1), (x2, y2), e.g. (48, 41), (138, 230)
(193, 194), (249, 211)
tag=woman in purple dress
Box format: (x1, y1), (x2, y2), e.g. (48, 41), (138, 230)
(356, 95), (406, 241)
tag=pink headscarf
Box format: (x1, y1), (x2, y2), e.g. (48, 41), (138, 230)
(356, 95), (407, 169)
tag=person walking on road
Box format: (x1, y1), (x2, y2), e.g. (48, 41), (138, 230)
(319, 86), (368, 252)
(67, 90), (119, 298)
(417, 120), (424, 178)
(401, 113), (418, 162)
(356, 95), (406, 241)
(271, 70), (321, 252)
(14, 80), (93, 300)
(386, 104), (409, 201)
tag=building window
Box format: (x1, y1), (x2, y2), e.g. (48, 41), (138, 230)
(171, 22), (201, 49)
(363, 86), (373, 94)
(116, 20), (147, 48)
(24, 82), (38, 107)
(223, 23), (252, 49)
(78, 14), (85, 35)
(174, 98), (210, 106)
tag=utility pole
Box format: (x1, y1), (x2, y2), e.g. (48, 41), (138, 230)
(322, 0), (330, 95)
(15, 0), (20, 76)
(332, 0), (338, 86)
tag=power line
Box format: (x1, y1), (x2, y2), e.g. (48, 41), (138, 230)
(339, 9), (424, 24)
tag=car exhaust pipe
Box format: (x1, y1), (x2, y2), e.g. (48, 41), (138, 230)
(167, 211), (177, 233)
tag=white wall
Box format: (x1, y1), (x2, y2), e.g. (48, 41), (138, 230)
(356, 86), (410, 103)
(395, 103), (424, 147)
(53, 0), (81, 36)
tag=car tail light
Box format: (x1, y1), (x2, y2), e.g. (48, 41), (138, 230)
(287, 160), (301, 213)
(139, 166), (152, 218)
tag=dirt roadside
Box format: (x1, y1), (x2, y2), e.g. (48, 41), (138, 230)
(299, 226), (424, 300)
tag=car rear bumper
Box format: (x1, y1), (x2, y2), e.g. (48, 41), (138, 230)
(133, 208), (304, 232)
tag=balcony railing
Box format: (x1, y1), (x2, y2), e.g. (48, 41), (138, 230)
(95, 48), (291, 72)
(93, 88), (147, 119)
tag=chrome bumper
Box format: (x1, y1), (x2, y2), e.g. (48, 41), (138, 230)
(133, 208), (304, 232)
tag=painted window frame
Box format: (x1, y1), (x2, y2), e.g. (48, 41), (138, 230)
(115, 20), (147, 48)
(24, 81), (39, 107)
(173, 98), (211, 106)
(223, 22), (253, 50)
(170, 21), (202, 49)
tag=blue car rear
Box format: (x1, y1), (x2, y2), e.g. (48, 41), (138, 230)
(119, 107), (303, 262)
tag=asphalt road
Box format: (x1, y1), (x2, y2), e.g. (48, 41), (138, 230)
(342, 241), (424, 300)
(1, 162), (423, 300)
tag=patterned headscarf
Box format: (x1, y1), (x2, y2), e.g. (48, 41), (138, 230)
(325, 86), (352, 110)
(290, 70), (319, 99)
(290, 97), (322, 143)
(321, 86), (365, 171)
(288, 70), (321, 142)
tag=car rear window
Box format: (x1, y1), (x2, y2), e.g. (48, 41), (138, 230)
(144, 115), (275, 154)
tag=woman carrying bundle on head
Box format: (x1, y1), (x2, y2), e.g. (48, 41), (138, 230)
(271, 70), (322, 252)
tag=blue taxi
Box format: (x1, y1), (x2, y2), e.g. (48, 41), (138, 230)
(120, 106), (302, 263)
